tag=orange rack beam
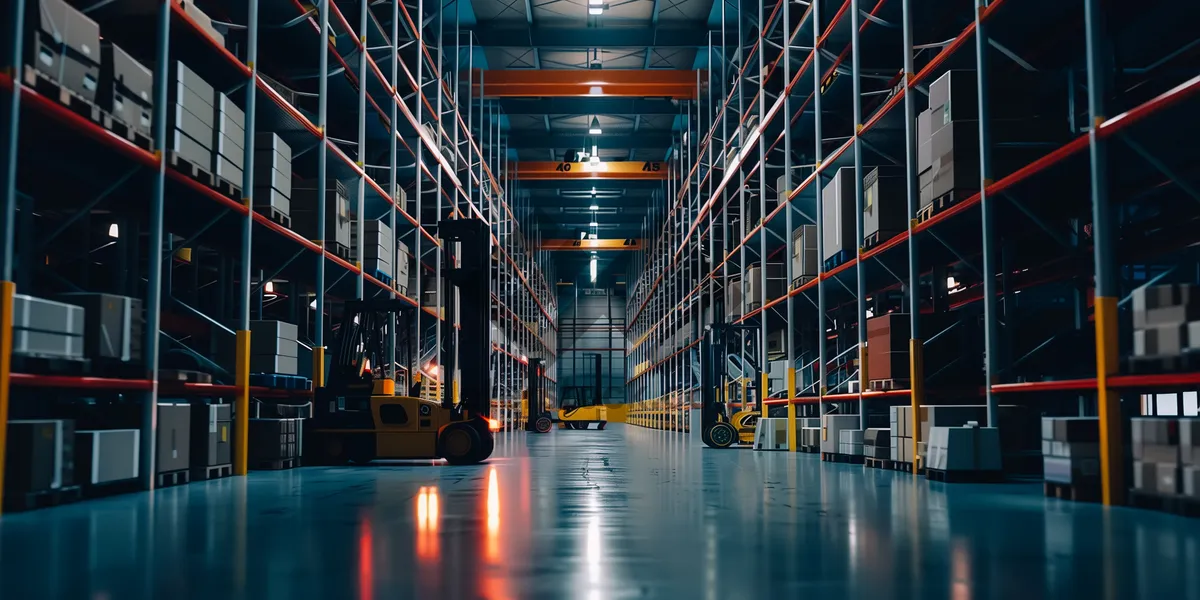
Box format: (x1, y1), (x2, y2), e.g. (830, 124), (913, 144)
(540, 238), (644, 251)
(473, 69), (698, 99)
(513, 161), (669, 180)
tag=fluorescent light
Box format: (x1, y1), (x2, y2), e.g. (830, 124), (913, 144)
(588, 6), (603, 14)
(588, 0), (602, 5)
(108, 223), (119, 239)
(589, 222), (598, 227)
(590, 257), (597, 282)
(265, 281), (275, 294)
(589, 204), (599, 210)
(589, 127), (602, 134)
(946, 276), (958, 289)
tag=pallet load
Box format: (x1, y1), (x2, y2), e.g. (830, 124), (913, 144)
(13, 294), (85, 362)
(353, 219), (395, 283)
(212, 92), (245, 190)
(838, 429), (864, 456)
(99, 42), (154, 144)
(75, 429), (140, 486)
(1131, 284), (1200, 370)
(746, 262), (785, 311)
(396, 239), (411, 295)
(862, 167), (906, 247)
(753, 418), (788, 451)
(56, 293), (143, 364)
(190, 402), (232, 479)
(864, 428), (890, 459)
(820, 414), (860, 456)
(926, 423), (1002, 482)
(917, 70), (980, 215)
(254, 133), (293, 226)
(23, 0), (101, 107)
(1041, 417), (1100, 499)
(725, 274), (743, 320)
(866, 313), (910, 390)
(820, 167), (857, 269)
(156, 403), (191, 481)
(4, 420), (77, 510)
(293, 179), (352, 259)
(249, 320), (299, 376)
(790, 224), (818, 288)
(249, 418), (303, 468)
(168, 62), (217, 180)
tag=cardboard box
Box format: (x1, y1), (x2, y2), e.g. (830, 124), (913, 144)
(1043, 455), (1100, 485)
(862, 167), (907, 239)
(156, 404), (191, 473)
(927, 120), (981, 202)
(100, 42), (153, 136)
(1051, 417), (1099, 443)
(191, 403), (232, 467)
(254, 187), (290, 216)
(790, 225), (818, 279)
(1134, 323), (1188, 357)
(821, 168), (857, 261)
(28, 0), (101, 102)
(76, 429), (140, 485)
(173, 62), (216, 111)
(56, 293), (143, 362)
(820, 414), (860, 454)
(256, 132), (293, 166)
(928, 70), (978, 132)
(1132, 284), (1198, 328)
(250, 354), (298, 375)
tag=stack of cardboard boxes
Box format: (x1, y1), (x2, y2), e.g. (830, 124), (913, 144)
(13, 294), (85, 360)
(26, 0), (101, 105)
(169, 62), (218, 172)
(191, 402), (232, 473)
(862, 167), (906, 243)
(57, 292), (143, 364)
(396, 240), (411, 296)
(100, 42), (154, 138)
(76, 429), (140, 485)
(1132, 418), (1200, 499)
(926, 424), (1002, 473)
(790, 224), (818, 287)
(820, 168), (857, 265)
(917, 71), (980, 210)
(725, 274), (743, 321)
(354, 219), (395, 280)
(820, 414), (860, 454)
(254, 133), (293, 221)
(1131, 284), (1200, 366)
(4, 420), (76, 503)
(249, 320), (299, 376)
(293, 180), (352, 255)
(174, 0), (225, 47)
(746, 262), (785, 311)
(1041, 417), (1100, 487)
(838, 429), (864, 456)
(866, 313), (910, 387)
(212, 92), (245, 186)
(864, 428), (890, 459)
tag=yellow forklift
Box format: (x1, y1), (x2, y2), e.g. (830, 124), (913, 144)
(524, 358), (554, 433)
(700, 320), (763, 448)
(557, 353), (608, 430)
(306, 219), (495, 465)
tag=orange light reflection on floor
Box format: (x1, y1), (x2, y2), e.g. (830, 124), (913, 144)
(358, 516), (374, 600)
(486, 468), (501, 561)
(417, 486), (440, 562)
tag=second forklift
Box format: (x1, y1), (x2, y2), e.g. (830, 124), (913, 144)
(699, 321), (764, 448)
(557, 353), (608, 430)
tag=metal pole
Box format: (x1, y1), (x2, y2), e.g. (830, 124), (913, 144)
(783, 0), (796, 451)
(388, 0), (399, 380)
(355, 0), (367, 300)
(1084, 0), (1123, 506)
(975, 0), (998, 427)
(313, 0), (330, 388)
(0, 0), (25, 280)
(758, 0), (769, 418)
(852, 0), (866, 431)
(813, 0), (825, 417)
(902, 0), (923, 475)
(415, 0), (425, 385)
(141, 0), (172, 489)
(233, 0), (260, 478)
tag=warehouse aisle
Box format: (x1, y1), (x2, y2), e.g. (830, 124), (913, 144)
(3, 425), (1200, 599)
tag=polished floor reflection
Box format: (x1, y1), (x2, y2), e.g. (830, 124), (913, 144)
(3, 424), (1200, 599)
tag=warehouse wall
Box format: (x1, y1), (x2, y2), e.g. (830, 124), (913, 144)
(557, 285), (626, 404)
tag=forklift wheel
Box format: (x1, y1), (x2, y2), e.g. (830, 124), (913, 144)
(439, 423), (483, 464)
(534, 416), (553, 433)
(704, 422), (738, 449)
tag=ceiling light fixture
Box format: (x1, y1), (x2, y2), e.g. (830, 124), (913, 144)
(589, 204), (598, 211)
(588, 117), (602, 135)
(589, 221), (598, 227)
(588, 0), (602, 5)
(589, 256), (597, 282)
(108, 223), (119, 239)
(588, 6), (603, 15)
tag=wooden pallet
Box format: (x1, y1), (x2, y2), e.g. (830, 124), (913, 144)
(3, 485), (82, 512)
(790, 275), (816, 290)
(926, 468), (1005, 484)
(257, 206), (292, 229)
(252, 457), (301, 471)
(1128, 489), (1200, 518)
(23, 65), (102, 123)
(1044, 480), (1102, 503)
(101, 111), (153, 151)
(869, 378), (909, 391)
(821, 452), (865, 465)
(156, 469), (191, 488)
(193, 463), (233, 481)
(864, 456), (892, 470)
(167, 151), (215, 187)
(915, 190), (972, 225)
(215, 175), (242, 201)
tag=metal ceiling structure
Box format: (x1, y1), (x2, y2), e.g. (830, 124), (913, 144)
(463, 0), (724, 283)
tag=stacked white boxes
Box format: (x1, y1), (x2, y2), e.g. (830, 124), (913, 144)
(76, 429), (140, 485)
(100, 42), (154, 137)
(917, 70), (980, 209)
(254, 133), (292, 219)
(353, 219), (395, 279)
(862, 167), (907, 241)
(820, 414), (859, 454)
(212, 92), (245, 185)
(26, 0), (101, 104)
(396, 239), (411, 295)
(1041, 417), (1100, 486)
(821, 168), (857, 263)
(864, 428), (890, 459)
(725, 274), (743, 320)
(293, 179), (352, 253)
(169, 62), (216, 170)
(249, 320), (299, 375)
(1131, 284), (1200, 365)
(746, 262), (786, 311)
(838, 429), (864, 456)
(790, 224), (818, 285)
(1131, 418), (1200, 497)
(13, 294), (85, 359)
(926, 424), (1002, 472)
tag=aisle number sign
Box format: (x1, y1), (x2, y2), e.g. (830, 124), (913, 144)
(514, 161), (669, 180)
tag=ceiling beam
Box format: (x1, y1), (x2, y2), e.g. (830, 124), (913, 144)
(513, 160), (668, 180)
(541, 239), (645, 251)
(474, 69), (698, 99)
(498, 97), (682, 115)
(507, 132), (673, 149)
(470, 24), (730, 49)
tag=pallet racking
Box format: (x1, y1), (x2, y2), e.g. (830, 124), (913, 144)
(623, 0), (1200, 505)
(0, 0), (557, 509)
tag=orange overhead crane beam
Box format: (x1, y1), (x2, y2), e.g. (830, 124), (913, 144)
(472, 69), (698, 99)
(541, 239), (645, 251)
(513, 160), (668, 180)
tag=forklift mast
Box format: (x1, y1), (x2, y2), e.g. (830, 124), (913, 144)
(327, 299), (412, 392)
(699, 321), (763, 429)
(438, 219), (491, 418)
(526, 358), (545, 429)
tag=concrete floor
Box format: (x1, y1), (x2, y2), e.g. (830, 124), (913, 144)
(3, 424), (1200, 599)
